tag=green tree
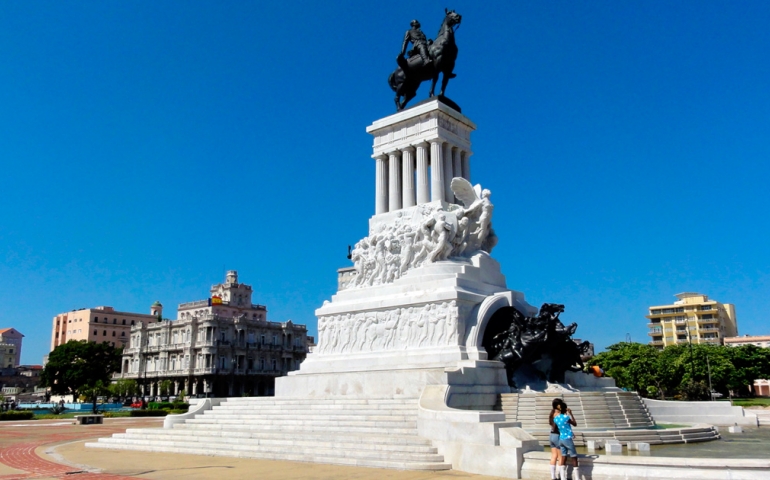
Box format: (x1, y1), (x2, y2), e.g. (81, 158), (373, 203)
(158, 379), (172, 400)
(590, 342), (668, 397)
(110, 379), (138, 402)
(725, 345), (770, 396)
(40, 340), (122, 413)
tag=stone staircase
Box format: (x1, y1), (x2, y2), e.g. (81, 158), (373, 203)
(752, 409), (770, 426)
(497, 392), (720, 447)
(87, 397), (451, 471)
(526, 425), (720, 447)
(498, 391), (655, 430)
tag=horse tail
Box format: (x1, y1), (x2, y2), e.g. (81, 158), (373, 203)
(388, 71), (399, 92)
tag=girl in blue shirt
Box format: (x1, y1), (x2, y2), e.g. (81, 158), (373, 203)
(553, 402), (579, 480)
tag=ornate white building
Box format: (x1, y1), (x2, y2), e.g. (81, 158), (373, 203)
(116, 271), (310, 397)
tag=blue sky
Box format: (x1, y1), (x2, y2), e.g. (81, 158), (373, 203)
(1, 1), (769, 364)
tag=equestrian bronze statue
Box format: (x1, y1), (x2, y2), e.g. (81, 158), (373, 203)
(388, 9), (462, 111)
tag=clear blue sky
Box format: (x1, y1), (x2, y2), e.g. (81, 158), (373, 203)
(2, 1), (769, 365)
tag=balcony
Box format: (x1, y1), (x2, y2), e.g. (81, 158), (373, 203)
(649, 340), (664, 346)
(648, 330), (663, 336)
(647, 322), (661, 328)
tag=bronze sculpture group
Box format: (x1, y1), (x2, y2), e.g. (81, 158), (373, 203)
(389, 9), (462, 110)
(484, 304), (592, 388)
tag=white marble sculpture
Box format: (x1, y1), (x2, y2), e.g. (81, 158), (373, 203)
(316, 301), (460, 355)
(343, 178), (497, 290)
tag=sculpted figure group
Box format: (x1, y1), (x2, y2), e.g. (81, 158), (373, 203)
(345, 178), (496, 290)
(316, 301), (459, 355)
(488, 304), (592, 385)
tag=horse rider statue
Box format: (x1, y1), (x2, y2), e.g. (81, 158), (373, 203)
(401, 20), (432, 67)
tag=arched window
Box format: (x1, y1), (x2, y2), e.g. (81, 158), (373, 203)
(122, 319), (126, 325)
(131, 320), (135, 326)
(103, 330), (107, 336)
(112, 331), (116, 337)
(94, 317), (99, 323)
(121, 332), (125, 336)
(93, 330), (97, 336)
(113, 318), (117, 324)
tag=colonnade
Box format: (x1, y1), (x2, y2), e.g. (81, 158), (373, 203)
(374, 140), (471, 214)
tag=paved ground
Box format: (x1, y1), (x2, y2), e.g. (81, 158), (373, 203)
(0, 418), (508, 480)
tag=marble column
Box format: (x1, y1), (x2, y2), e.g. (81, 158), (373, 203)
(443, 142), (454, 202)
(375, 155), (388, 215)
(430, 141), (444, 202)
(461, 150), (471, 182)
(401, 146), (416, 208)
(415, 142), (430, 204)
(452, 147), (462, 202)
(388, 151), (402, 211)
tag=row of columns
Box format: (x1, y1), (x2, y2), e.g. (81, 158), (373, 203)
(375, 141), (471, 214)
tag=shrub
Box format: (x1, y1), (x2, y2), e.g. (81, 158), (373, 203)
(168, 409), (188, 414)
(147, 402), (173, 411)
(170, 401), (188, 412)
(0, 411), (35, 421)
(129, 409), (168, 417)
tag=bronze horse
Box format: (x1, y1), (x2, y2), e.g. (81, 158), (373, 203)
(388, 9), (462, 111)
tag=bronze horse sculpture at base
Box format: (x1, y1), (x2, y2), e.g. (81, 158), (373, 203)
(388, 9), (462, 111)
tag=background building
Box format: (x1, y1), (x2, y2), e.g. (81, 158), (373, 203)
(0, 328), (24, 368)
(647, 293), (738, 350)
(50, 305), (160, 351)
(115, 271), (311, 397)
(724, 335), (770, 348)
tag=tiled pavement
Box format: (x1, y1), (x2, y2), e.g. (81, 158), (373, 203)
(0, 419), (161, 480)
(0, 418), (505, 480)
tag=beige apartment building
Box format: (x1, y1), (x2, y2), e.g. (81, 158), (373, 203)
(647, 292), (738, 350)
(50, 303), (161, 351)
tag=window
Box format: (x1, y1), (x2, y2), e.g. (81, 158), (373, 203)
(701, 305), (713, 311)
(103, 330), (107, 336)
(112, 331), (116, 337)
(94, 317), (99, 323)
(113, 318), (116, 324)
(131, 320), (135, 326)
(121, 332), (125, 336)
(93, 330), (97, 335)
(261, 335), (265, 344)
(260, 358), (265, 370)
(122, 319), (126, 325)
(701, 314), (714, 319)
(271, 359), (277, 370)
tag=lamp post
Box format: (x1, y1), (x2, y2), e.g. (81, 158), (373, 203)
(686, 329), (696, 381)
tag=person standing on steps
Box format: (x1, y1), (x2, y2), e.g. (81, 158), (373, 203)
(553, 401), (579, 480)
(548, 398), (564, 479)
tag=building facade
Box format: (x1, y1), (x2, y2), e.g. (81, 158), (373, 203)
(724, 335), (770, 349)
(647, 293), (738, 350)
(50, 305), (160, 351)
(0, 328), (24, 368)
(115, 271), (310, 398)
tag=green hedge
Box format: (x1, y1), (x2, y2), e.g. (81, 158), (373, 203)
(130, 409), (168, 417)
(0, 411), (35, 421)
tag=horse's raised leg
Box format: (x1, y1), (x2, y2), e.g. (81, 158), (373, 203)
(395, 96), (403, 111)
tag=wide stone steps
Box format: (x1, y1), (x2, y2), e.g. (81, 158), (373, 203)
(87, 396), (450, 471)
(116, 430), (438, 451)
(498, 391), (655, 430)
(88, 442), (450, 471)
(527, 425), (720, 447)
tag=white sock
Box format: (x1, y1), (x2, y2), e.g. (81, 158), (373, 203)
(550, 465), (557, 479)
(560, 465), (567, 480)
(573, 466), (580, 479)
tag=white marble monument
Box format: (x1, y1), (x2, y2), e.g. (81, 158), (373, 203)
(276, 99), (536, 402)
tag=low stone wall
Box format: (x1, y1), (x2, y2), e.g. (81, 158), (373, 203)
(521, 450), (770, 479)
(643, 398), (759, 426)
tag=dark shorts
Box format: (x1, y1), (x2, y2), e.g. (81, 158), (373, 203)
(549, 433), (560, 449)
(560, 437), (577, 457)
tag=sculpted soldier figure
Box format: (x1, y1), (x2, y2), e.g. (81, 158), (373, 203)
(401, 20), (432, 66)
